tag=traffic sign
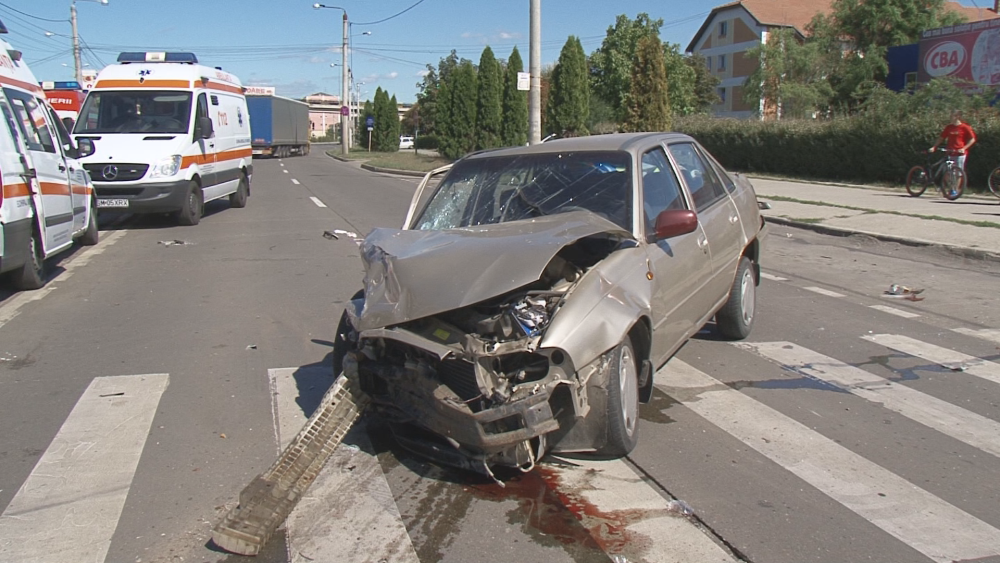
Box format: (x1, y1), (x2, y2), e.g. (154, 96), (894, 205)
(366, 116), (374, 128)
(340, 106), (350, 116)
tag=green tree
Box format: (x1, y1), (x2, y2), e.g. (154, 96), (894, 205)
(589, 13), (663, 122)
(439, 59), (478, 159)
(475, 46), (503, 150)
(742, 27), (835, 119)
(821, 0), (965, 56)
(501, 46), (528, 146)
(414, 50), (459, 136)
(546, 36), (590, 137)
(685, 54), (720, 114)
(662, 43), (696, 117)
(372, 88), (399, 152)
(623, 34), (671, 132)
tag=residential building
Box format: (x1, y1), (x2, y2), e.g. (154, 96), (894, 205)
(687, 0), (1000, 118)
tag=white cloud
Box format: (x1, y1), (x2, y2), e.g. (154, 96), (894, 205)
(498, 32), (521, 40)
(416, 69), (430, 77)
(387, 72), (399, 79)
(309, 56), (326, 64)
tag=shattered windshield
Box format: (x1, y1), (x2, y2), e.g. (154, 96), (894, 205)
(414, 151), (633, 231)
(74, 91), (192, 134)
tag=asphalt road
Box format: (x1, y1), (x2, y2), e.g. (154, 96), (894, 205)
(1, 152), (999, 563)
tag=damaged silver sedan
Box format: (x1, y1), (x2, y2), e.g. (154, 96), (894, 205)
(336, 133), (768, 478)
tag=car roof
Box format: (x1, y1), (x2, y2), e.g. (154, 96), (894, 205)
(462, 132), (695, 160)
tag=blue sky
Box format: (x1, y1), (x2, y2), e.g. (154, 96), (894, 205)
(2, 0), (990, 103)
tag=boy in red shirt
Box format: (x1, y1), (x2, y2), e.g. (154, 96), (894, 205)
(930, 110), (976, 173)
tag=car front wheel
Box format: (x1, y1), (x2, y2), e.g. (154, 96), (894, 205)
(716, 255), (756, 340)
(599, 335), (639, 457)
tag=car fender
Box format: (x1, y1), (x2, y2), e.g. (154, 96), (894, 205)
(540, 246), (651, 371)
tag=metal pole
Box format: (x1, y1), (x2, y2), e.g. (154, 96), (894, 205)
(528, 0), (541, 145)
(341, 12), (349, 155)
(71, 1), (83, 84)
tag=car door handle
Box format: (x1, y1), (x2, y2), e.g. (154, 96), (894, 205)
(58, 164), (67, 172)
(697, 236), (709, 250)
(729, 214), (739, 224)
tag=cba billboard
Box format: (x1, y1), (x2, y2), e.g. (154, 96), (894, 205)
(919, 18), (1000, 86)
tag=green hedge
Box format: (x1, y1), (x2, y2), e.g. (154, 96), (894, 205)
(414, 134), (439, 150)
(674, 113), (1000, 191)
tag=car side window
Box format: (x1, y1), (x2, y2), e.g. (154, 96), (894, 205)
(641, 147), (686, 233)
(47, 106), (75, 155)
(698, 145), (736, 193)
(195, 93), (209, 134)
(667, 142), (727, 211)
(4, 90), (51, 152)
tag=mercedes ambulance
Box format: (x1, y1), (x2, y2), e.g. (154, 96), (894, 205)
(0, 20), (99, 290)
(73, 52), (252, 225)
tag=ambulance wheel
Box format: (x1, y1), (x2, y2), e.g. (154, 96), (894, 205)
(13, 230), (45, 290)
(176, 181), (203, 226)
(79, 199), (99, 246)
(230, 175), (249, 208)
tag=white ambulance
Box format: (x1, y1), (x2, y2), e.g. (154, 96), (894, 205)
(0, 21), (99, 290)
(73, 52), (252, 225)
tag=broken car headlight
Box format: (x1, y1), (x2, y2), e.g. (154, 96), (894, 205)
(510, 296), (551, 337)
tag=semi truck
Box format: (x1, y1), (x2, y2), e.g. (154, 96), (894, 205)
(246, 93), (310, 158)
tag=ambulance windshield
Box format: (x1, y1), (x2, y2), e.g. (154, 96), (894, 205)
(74, 91), (193, 134)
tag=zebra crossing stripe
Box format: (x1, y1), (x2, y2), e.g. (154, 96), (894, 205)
(953, 327), (1000, 345)
(737, 342), (1000, 458)
(863, 334), (1000, 386)
(0, 374), (169, 563)
(804, 286), (845, 298)
(655, 359), (1000, 563)
(869, 305), (920, 319)
(269, 367), (419, 563)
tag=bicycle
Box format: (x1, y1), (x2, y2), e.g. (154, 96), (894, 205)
(905, 148), (966, 201)
(986, 165), (1000, 199)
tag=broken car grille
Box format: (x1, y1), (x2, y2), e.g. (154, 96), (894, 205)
(436, 359), (480, 402)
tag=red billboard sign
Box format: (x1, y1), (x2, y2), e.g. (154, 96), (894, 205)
(919, 18), (1000, 86)
(44, 89), (84, 113)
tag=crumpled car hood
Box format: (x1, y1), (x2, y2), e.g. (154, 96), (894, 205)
(355, 211), (632, 331)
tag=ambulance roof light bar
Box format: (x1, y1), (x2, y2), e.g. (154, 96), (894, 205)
(117, 52), (199, 64)
(40, 81), (83, 90)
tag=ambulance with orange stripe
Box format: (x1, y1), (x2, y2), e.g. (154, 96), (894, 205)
(72, 52), (252, 225)
(0, 21), (99, 290)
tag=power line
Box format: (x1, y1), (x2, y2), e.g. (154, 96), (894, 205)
(0, 6), (63, 35)
(353, 0), (427, 26)
(0, 1), (66, 23)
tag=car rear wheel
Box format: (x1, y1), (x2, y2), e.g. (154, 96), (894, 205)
(229, 175), (249, 208)
(598, 335), (639, 457)
(176, 181), (203, 226)
(79, 199), (99, 246)
(716, 255), (756, 340)
(13, 229), (45, 290)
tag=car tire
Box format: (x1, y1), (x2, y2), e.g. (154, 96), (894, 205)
(79, 198), (100, 246)
(176, 181), (203, 226)
(13, 229), (45, 290)
(716, 255), (756, 340)
(229, 175), (249, 208)
(598, 335), (640, 457)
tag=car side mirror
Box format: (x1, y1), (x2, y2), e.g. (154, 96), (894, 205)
(652, 209), (698, 241)
(197, 116), (214, 139)
(76, 137), (95, 159)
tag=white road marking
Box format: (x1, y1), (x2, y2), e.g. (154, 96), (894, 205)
(863, 334), (1000, 386)
(760, 272), (788, 281)
(548, 457), (739, 563)
(0, 374), (169, 563)
(738, 342), (1000, 458)
(291, 179), (301, 185)
(280, 162), (285, 166)
(803, 286), (845, 298)
(953, 327), (1000, 345)
(869, 305), (920, 319)
(656, 359), (1000, 563)
(270, 368), (419, 563)
(309, 197), (327, 208)
(0, 230), (127, 331)
(283, 169), (289, 174)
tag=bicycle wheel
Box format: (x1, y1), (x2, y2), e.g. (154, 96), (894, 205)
(989, 166), (1000, 198)
(905, 165), (929, 196)
(942, 167), (965, 200)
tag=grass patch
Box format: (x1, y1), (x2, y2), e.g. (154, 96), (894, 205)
(787, 217), (825, 224)
(763, 195), (1000, 229)
(366, 151), (452, 172)
(325, 149), (373, 161)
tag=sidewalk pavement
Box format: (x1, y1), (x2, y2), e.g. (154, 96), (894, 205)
(748, 176), (1000, 262)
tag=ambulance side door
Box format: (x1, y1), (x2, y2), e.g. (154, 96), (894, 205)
(4, 88), (74, 254)
(193, 92), (216, 188)
(46, 104), (89, 233)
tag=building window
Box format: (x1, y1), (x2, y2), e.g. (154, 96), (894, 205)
(718, 87), (727, 103)
(707, 56), (712, 71)
(718, 54), (726, 70)
(719, 21), (728, 37)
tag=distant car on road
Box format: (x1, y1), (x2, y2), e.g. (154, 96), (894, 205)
(399, 135), (414, 150)
(337, 132), (768, 477)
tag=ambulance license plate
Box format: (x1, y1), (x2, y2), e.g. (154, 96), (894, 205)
(97, 198), (129, 208)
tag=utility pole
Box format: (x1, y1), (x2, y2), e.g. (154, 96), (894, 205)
(70, 1), (82, 84)
(528, 0), (541, 145)
(341, 11), (349, 155)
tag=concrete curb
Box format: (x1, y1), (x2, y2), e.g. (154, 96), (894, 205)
(764, 216), (1000, 264)
(324, 151), (431, 178)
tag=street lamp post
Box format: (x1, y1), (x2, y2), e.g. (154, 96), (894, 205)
(71, 0), (108, 84)
(313, 3), (349, 156)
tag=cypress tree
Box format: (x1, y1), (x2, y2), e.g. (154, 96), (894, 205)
(389, 94), (401, 148)
(501, 46), (528, 147)
(546, 36), (589, 137)
(440, 60), (478, 160)
(373, 88), (397, 152)
(623, 35), (671, 133)
(475, 46), (503, 150)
